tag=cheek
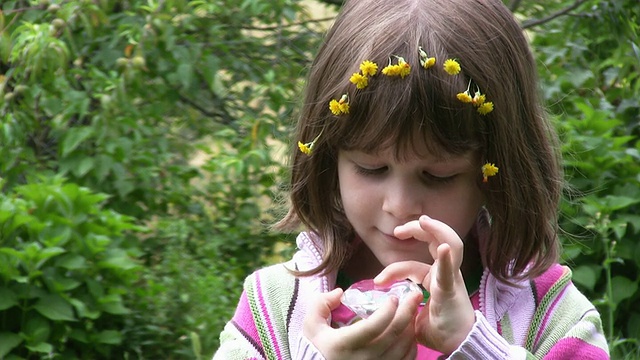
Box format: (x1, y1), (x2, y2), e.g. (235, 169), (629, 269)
(432, 184), (483, 237)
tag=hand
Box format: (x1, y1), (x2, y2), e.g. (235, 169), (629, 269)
(303, 287), (422, 360)
(374, 215), (475, 355)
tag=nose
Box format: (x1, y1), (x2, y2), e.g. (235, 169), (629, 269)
(381, 178), (424, 221)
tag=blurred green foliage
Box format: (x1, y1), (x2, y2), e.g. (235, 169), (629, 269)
(0, 0), (638, 358)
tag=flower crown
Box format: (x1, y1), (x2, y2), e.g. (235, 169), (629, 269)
(298, 47), (499, 183)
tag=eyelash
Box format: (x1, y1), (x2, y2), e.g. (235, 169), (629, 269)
(354, 166), (387, 176)
(354, 166), (456, 184)
(424, 172), (456, 184)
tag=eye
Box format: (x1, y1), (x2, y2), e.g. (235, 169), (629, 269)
(354, 165), (387, 176)
(422, 171), (456, 184)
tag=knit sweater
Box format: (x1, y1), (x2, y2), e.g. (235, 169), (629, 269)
(214, 232), (609, 359)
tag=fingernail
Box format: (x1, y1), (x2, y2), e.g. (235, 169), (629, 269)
(389, 295), (399, 306)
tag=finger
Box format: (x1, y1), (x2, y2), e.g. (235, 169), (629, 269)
(342, 295), (400, 347)
(393, 220), (441, 262)
(419, 215), (464, 269)
(376, 291), (421, 355)
(303, 288), (343, 337)
(380, 321), (418, 360)
(394, 219), (437, 247)
(436, 243), (456, 292)
(374, 261), (431, 286)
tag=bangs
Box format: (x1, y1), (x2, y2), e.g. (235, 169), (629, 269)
(331, 47), (483, 160)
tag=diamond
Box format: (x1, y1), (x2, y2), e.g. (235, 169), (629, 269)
(341, 279), (422, 319)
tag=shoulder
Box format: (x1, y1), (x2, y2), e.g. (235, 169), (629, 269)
(241, 262), (299, 312)
(225, 262), (305, 360)
(525, 264), (608, 355)
(528, 264), (598, 321)
(529, 263), (572, 305)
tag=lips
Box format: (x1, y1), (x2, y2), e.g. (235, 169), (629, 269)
(382, 232), (419, 246)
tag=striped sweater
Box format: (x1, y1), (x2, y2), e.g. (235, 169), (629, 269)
(214, 232), (609, 359)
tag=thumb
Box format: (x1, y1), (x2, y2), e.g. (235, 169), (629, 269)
(304, 288), (344, 335)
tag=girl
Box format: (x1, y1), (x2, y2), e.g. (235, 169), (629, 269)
(214, 0), (609, 358)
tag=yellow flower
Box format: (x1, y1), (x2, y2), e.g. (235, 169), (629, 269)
(382, 64), (399, 76)
(472, 91), (486, 107)
(339, 102), (350, 114)
(350, 72), (369, 89)
(457, 91), (473, 103)
(298, 131), (323, 156)
(338, 93), (350, 114)
(482, 162), (499, 183)
(298, 141), (313, 155)
(477, 101), (494, 115)
(329, 99), (342, 115)
(329, 94), (350, 115)
(422, 57), (436, 69)
(418, 46), (436, 69)
(360, 60), (378, 77)
(382, 56), (410, 78)
(443, 59), (461, 75)
(396, 57), (410, 78)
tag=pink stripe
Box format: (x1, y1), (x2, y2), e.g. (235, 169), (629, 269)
(233, 291), (261, 342)
(534, 264), (564, 303)
(470, 291), (480, 310)
(416, 344), (443, 359)
(255, 272), (283, 359)
(534, 285), (569, 347)
(544, 337), (609, 359)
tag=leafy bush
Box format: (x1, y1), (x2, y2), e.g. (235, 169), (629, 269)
(523, 0), (640, 355)
(0, 176), (142, 359)
(1, 0), (313, 356)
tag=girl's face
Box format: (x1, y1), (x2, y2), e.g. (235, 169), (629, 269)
(337, 142), (484, 275)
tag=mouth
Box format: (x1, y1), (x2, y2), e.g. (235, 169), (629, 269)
(382, 232), (419, 245)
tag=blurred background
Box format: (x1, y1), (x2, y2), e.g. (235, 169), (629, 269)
(0, 0), (638, 358)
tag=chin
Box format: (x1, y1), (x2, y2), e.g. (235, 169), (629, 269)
(380, 253), (431, 267)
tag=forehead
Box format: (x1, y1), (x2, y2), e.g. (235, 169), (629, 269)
(350, 143), (479, 165)
(337, 111), (480, 163)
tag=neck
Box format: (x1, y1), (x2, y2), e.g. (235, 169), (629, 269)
(341, 243), (382, 282)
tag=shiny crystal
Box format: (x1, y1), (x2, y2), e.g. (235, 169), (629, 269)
(341, 279), (422, 318)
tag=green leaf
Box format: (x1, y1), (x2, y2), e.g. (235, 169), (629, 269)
(95, 330), (122, 345)
(26, 341), (53, 353)
(572, 265), (599, 292)
(99, 294), (129, 315)
(603, 195), (640, 212)
(60, 127), (94, 158)
(69, 297), (101, 320)
(0, 288), (18, 311)
(55, 253), (86, 270)
(72, 156), (94, 178)
(24, 315), (51, 345)
(33, 294), (76, 321)
(611, 276), (639, 307)
(0, 332), (23, 358)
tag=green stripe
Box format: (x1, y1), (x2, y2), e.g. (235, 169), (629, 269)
(525, 269), (571, 350)
(262, 264), (297, 360)
(246, 275), (278, 360)
(500, 313), (514, 344)
(246, 264), (299, 360)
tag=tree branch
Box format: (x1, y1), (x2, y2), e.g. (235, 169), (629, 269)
(521, 0), (587, 29)
(509, 0), (523, 13)
(316, 0), (344, 6)
(241, 16), (336, 31)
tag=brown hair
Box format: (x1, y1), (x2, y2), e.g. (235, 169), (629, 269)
(277, 0), (562, 283)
